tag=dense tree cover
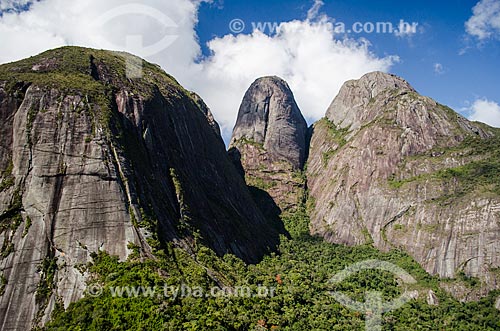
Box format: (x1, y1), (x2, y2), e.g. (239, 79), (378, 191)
(44, 207), (500, 330)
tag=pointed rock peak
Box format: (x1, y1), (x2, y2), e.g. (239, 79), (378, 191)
(252, 75), (293, 91)
(326, 71), (416, 130)
(230, 76), (308, 169)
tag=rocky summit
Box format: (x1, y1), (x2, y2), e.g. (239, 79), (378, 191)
(307, 71), (500, 300)
(229, 76), (308, 213)
(0, 47), (282, 330)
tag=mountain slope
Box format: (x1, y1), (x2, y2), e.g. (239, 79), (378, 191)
(0, 47), (282, 330)
(307, 71), (500, 299)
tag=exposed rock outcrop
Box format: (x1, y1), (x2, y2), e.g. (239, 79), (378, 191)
(427, 290), (439, 306)
(307, 71), (500, 298)
(229, 76), (308, 212)
(0, 47), (281, 330)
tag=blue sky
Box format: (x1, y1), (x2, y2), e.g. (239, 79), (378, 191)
(0, 0), (499, 138)
(196, 0), (499, 115)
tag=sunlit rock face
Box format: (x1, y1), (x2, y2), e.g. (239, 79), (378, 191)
(307, 71), (500, 300)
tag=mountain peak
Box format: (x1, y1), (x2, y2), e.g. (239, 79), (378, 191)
(326, 71), (415, 130)
(307, 70), (500, 299)
(252, 75), (291, 88)
(357, 71), (414, 93)
(0, 46), (183, 100)
(228, 76), (308, 212)
(230, 75), (307, 169)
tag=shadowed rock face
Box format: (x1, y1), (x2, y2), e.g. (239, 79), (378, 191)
(0, 47), (281, 330)
(190, 91), (222, 138)
(307, 71), (500, 300)
(229, 76), (308, 212)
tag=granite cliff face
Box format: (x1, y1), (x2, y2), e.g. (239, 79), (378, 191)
(307, 72), (500, 299)
(0, 47), (281, 330)
(229, 76), (308, 212)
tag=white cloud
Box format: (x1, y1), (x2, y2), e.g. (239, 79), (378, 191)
(307, 0), (324, 21)
(0, 0), (201, 79)
(194, 21), (397, 131)
(467, 99), (500, 127)
(465, 0), (500, 40)
(0, 0), (35, 12)
(0, 0), (398, 140)
(433, 63), (444, 75)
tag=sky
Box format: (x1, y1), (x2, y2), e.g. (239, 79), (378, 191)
(0, 0), (500, 141)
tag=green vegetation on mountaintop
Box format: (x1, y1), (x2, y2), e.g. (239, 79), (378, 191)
(0, 46), (195, 130)
(0, 46), (181, 95)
